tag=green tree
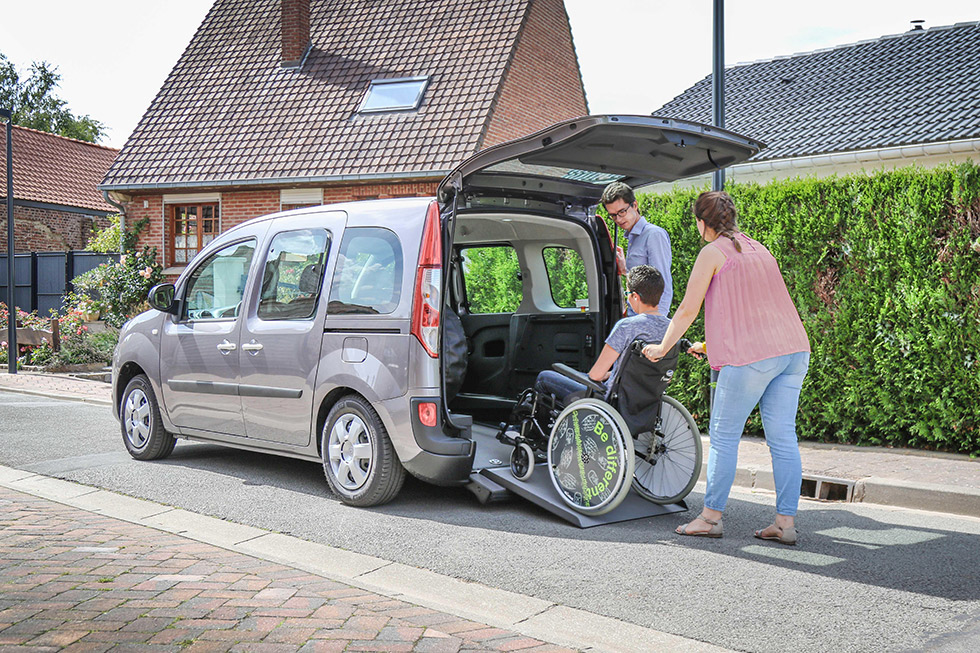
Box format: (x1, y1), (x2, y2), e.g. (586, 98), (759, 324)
(0, 53), (105, 142)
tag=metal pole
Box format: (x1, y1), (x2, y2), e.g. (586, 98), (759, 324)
(2, 108), (16, 373)
(711, 0), (725, 191)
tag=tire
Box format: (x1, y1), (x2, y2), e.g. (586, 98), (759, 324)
(546, 398), (634, 516)
(632, 395), (702, 505)
(120, 375), (176, 461)
(321, 395), (406, 507)
(510, 442), (535, 481)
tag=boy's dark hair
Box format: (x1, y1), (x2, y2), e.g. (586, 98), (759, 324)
(600, 181), (635, 208)
(626, 265), (664, 308)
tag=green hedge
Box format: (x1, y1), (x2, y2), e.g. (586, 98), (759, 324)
(627, 162), (980, 455)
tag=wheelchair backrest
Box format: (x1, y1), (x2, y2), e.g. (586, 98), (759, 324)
(607, 339), (680, 436)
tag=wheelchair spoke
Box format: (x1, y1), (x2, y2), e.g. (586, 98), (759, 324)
(632, 396), (702, 505)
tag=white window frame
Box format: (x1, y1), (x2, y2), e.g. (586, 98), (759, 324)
(358, 76), (430, 113)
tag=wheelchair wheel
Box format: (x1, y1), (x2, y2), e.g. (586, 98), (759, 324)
(510, 442), (535, 481)
(632, 395), (702, 505)
(547, 398), (634, 516)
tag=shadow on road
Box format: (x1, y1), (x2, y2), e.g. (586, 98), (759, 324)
(147, 441), (979, 602)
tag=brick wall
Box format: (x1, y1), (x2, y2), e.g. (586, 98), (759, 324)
(481, 0), (588, 147)
(0, 204), (110, 253)
(125, 181), (439, 270)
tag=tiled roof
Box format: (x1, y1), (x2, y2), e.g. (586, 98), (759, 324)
(653, 21), (980, 162)
(0, 126), (119, 212)
(102, 0), (532, 190)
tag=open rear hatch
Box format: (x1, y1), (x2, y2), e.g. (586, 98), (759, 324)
(439, 114), (764, 206)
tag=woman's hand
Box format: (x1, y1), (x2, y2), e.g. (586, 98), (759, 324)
(688, 341), (706, 359)
(642, 343), (666, 362)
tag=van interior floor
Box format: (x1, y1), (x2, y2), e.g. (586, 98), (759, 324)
(466, 421), (689, 528)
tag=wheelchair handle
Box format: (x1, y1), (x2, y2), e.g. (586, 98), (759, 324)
(551, 362), (606, 394)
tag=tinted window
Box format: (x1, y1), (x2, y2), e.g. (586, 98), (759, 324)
(328, 228), (403, 315)
(183, 240), (256, 320)
(461, 246), (522, 314)
(257, 229), (329, 320)
(543, 247), (588, 309)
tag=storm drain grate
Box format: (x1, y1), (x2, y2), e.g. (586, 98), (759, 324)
(800, 475), (854, 502)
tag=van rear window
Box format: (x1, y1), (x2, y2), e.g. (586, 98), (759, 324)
(328, 228), (403, 315)
(543, 247), (588, 309)
(461, 246), (522, 314)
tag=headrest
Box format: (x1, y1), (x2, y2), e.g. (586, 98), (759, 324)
(298, 264), (322, 294)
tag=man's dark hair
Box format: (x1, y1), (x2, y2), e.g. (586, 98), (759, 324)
(626, 265), (664, 308)
(600, 181), (635, 208)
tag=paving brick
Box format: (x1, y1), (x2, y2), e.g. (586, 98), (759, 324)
(0, 486), (573, 653)
(413, 635), (466, 653)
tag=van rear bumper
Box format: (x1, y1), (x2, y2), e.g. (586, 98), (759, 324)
(405, 397), (475, 485)
(403, 447), (475, 486)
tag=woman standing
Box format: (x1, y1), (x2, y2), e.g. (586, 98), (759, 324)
(642, 191), (810, 545)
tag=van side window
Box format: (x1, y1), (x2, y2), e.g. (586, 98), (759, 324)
(183, 239), (256, 321)
(328, 228), (403, 315)
(257, 229), (329, 320)
(460, 246), (522, 314)
(543, 247), (588, 309)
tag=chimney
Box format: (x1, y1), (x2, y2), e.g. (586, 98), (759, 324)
(282, 0), (310, 68)
(910, 19), (925, 31)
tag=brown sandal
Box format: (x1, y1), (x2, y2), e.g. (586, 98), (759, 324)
(754, 525), (797, 546)
(676, 514), (723, 538)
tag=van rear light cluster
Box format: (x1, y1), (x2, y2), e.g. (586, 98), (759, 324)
(412, 201), (442, 358)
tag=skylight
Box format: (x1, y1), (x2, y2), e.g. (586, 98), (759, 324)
(359, 77), (429, 113)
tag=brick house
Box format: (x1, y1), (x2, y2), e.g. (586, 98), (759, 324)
(99, 0), (588, 276)
(652, 21), (980, 188)
(0, 125), (118, 253)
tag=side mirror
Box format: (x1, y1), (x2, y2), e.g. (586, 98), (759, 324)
(147, 283), (177, 314)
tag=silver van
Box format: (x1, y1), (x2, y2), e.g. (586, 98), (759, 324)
(113, 115), (760, 507)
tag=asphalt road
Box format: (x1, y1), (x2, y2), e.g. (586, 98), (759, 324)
(2, 390), (979, 653)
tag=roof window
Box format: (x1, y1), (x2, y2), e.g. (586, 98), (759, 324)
(359, 77), (429, 113)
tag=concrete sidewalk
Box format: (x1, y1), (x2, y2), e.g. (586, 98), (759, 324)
(0, 370), (978, 519)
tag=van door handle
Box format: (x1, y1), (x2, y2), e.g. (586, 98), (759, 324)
(216, 340), (237, 353)
(241, 341), (264, 354)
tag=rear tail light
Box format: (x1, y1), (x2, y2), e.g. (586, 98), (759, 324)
(412, 201), (442, 358)
(418, 401), (438, 427)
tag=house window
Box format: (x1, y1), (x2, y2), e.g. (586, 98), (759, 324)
(171, 203), (219, 265)
(359, 77), (429, 113)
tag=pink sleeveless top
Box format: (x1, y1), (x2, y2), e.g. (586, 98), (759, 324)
(704, 233), (810, 369)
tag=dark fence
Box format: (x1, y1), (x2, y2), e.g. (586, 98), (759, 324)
(0, 251), (119, 315)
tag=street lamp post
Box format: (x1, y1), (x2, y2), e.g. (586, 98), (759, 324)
(1, 108), (16, 374)
(712, 0), (725, 191)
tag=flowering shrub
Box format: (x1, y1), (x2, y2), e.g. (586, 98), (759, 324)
(72, 245), (162, 328)
(0, 301), (117, 368)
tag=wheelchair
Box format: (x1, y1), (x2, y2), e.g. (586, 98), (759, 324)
(496, 338), (703, 516)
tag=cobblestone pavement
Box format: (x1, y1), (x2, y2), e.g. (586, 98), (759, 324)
(0, 487), (576, 653)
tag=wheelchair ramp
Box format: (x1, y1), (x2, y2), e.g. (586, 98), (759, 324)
(480, 466), (688, 528)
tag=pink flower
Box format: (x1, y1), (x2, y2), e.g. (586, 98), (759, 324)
(120, 254), (128, 265)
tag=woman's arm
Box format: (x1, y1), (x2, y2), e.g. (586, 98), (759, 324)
(642, 244), (725, 361)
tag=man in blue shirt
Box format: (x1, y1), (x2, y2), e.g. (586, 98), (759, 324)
(600, 182), (672, 316)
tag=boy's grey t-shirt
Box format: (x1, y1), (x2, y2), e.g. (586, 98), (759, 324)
(605, 312), (671, 384)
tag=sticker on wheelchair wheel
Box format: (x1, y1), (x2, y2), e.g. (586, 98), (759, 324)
(546, 398), (635, 515)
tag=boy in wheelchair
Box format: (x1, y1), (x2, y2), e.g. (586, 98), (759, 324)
(497, 265), (674, 468)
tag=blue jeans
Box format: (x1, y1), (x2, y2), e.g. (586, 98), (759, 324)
(534, 370), (605, 404)
(704, 351), (810, 516)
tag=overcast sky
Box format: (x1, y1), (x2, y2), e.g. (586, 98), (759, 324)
(1, 1), (976, 149)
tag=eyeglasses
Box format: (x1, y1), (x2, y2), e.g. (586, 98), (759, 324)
(607, 205), (632, 220)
